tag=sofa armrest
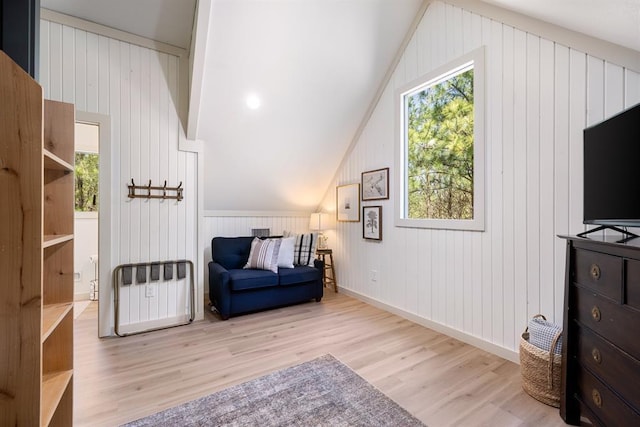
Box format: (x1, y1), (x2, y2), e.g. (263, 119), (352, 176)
(313, 258), (324, 271)
(208, 261), (231, 319)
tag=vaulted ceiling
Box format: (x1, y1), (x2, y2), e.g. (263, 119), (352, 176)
(40, 0), (640, 212)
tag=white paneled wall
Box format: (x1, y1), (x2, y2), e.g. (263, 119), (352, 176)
(204, 214), (311, 239)
(203, 214), (311, 263)
(320, 1), (640, 357)
(40, 18), (199, 336)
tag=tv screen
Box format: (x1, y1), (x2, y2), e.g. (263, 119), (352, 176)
(583, 102), (640, 227)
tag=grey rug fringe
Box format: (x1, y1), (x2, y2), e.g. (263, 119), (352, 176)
(122, 354), (425, 426)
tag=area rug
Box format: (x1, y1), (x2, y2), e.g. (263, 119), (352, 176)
(122, 354), (425, 426)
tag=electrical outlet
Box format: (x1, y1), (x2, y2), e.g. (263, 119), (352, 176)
(74, 272), (81, 282)
(145, 284), (156, 298)
(370, 270), (378, 282)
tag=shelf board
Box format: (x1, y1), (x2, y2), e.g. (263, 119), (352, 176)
(41, 370), (73, 427)
(43, 149), (73, 172)
(42, 303), (73, 343)
(43, 234), (73, 248)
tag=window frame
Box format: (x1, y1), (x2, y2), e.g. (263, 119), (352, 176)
(394, 46), (485, 231)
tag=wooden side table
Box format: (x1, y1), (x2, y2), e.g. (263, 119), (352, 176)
(316, 248), (337, 292)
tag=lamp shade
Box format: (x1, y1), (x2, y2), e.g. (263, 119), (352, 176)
(309, 212), (329, 231)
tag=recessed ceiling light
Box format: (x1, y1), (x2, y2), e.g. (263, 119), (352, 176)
(246, 94), (261, 110)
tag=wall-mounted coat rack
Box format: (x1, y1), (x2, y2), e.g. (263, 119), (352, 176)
(128, 179), (183, 201)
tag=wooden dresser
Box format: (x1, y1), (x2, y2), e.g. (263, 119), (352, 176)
(560, 236), (640, 426)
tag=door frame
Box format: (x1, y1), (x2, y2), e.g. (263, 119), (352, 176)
(75, 110), (112, 337)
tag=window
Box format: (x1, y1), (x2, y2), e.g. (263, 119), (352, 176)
(75, 121), (100, 213)
(395, 47), (484, 231)
(75, 152), (99, 212)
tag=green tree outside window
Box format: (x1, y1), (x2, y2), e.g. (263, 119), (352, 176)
(406, 68), (474, 220)
(75, 152), (99, 212)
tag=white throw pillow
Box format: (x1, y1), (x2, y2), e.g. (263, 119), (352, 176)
(243, 237), (281, 273)
(277, 236), (295, 269)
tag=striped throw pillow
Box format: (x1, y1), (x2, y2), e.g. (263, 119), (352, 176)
(243, 237), (281, 273)
(292, 232), (319, 267)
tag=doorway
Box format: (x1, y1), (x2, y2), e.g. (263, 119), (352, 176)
(73, 122), (99, 311)
(75, 111), (112, 337)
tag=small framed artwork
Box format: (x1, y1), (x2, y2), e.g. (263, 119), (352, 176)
(361, 167), (389, 201)
(363, 206), (382, 240)
(336, 183), (360, 222)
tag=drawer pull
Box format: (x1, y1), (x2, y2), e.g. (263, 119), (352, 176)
(592, 348), (602, 364)
(590, 264), (601, 280)
(592, 388), (602, 408)
(591, 306), (601, 322)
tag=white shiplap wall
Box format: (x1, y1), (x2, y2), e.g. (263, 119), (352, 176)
(40, 18), (199, 336)
(320, 1), (640, 359)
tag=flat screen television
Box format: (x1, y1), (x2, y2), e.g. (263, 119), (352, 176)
(582, 102), (640, 239)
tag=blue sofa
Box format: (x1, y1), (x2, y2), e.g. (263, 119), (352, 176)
(208, 236), (324, 320)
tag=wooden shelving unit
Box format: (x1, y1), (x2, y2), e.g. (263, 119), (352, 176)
(0, 51), (75, 426)
(41, 99), (75, 427)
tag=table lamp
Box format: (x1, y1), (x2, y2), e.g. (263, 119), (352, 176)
(309, 212), (330, 249)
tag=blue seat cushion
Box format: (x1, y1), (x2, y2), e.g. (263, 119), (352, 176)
(228, 269), (278, 291)
(279, 265), (320, 286)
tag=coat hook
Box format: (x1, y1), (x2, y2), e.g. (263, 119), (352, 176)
(128, 179), (136, 198)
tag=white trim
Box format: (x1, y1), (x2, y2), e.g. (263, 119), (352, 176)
(76, 110), (113, 338)
(196, 146), (205, 321)
(179, 138), (204, 153)
(340, 287), (519, 364)
(40, 8), (187, 58)
(187, 0), (213, 140)
(395, 47), (485, 231)
(449, 0), (640, 72)
(204, 210), (313, 218)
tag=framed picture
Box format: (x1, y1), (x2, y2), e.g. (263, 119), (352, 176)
(363, 206), (382, 240)
(361, 167), (389, 201)
(336, 183), (360, 222)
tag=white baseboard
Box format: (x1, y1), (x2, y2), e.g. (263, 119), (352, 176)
(339, 288), (520, 364)
(117, 315), (192, 335)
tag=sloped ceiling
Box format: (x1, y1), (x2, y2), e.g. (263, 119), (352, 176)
(40, 0), (640, 213)
(198, 0), (424, 211)
(41, 0), (197, 49)
(483, 0), (640, 52)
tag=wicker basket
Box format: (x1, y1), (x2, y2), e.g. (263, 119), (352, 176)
(520, 315), (562, 408)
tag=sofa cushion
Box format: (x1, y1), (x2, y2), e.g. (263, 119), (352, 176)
(279, 265), (321, 286)
(212, 236), (255, 270)
(228, 269), (278, 291)
(277, 236), (295, 269)
(244, 237), (281, 273)
(283, 231), (319, 267)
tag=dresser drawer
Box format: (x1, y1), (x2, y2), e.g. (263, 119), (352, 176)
(574, 286), (640, 360)
(577, 367), (640, 427)
(625, 259), (640, 311)
(574, 249), (622, 301)
(576, 324), (640, 410)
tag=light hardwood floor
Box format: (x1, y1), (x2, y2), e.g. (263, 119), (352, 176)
(74, 292), (566, 426)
